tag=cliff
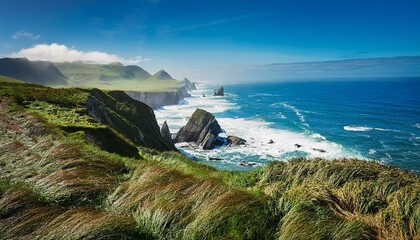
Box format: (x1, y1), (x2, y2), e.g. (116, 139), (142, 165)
(125, 86), (190, 109)
(87, 89), (176, 151)
(0, 81), (175, 153)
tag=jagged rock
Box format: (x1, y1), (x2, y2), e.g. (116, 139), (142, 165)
(227, 135), (247, 147)
(268, 139), (274, 144)
(214, 86), (224, 96)
(125, 90), (190, 109)
(174, 108), (221, 150)
(312, 148), (326, 153)
(182, 77), (197, 91)
(160, 121), (175, 148)
(87, 89), (176, 151)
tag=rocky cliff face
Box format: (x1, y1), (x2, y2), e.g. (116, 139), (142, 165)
(87, 89), (176, 151)
(125, 87), (190, 109)
(182, 78), (197, 91)
(174, 109), (222, 149)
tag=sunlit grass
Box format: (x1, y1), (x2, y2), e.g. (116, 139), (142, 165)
(0, 82), (418, 239)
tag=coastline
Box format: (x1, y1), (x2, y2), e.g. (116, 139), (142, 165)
(155, 79), (420, 172)
(154, 83), (366, 171)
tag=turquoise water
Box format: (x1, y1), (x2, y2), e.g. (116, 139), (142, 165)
(156, 78), (420, 172)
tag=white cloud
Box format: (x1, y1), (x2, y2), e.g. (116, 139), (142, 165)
(12, 31), (41, 40)
(9, 43), (149, 65)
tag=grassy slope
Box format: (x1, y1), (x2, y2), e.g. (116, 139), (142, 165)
(0, 75), (25, 83)
(0, 83), (418, 240)
(54, 62), (182, 92)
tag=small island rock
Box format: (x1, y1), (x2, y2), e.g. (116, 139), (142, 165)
(174, 108), (222, 149)
(227, 135), (247, 147)
(214, 86), (224, 96)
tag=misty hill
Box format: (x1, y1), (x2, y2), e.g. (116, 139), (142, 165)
(53, 62), (185, 91)
(0, 58), (67, 85)
(150, 69), (174, 80)
(54, 62), (152, 86)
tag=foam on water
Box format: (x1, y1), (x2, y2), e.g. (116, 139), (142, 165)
(343, 126), (372, 132)
(280, 102), (309, 128)
(344, 125), (402, 133)
(156, 84), (365, 170)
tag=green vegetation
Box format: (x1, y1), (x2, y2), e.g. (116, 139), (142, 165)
(0, 81), (89, 106)
(0, 82), (418, 239)
(0, 75), (24, 83)
(54, 62), (183, 92)
(0, 58), (67, 85)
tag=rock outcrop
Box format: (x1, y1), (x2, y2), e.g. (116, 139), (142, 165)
(174, 109), (222, 149)
(214, 86), (224, 96)
(125, 88), (190, 109)
(227, 135), (247, 147)
(87, 89), (176, 151)
(160, 121), (175, 148)
(182, 78), (197, 91)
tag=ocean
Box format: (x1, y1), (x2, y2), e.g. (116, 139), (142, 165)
(155, 78), (420, 172)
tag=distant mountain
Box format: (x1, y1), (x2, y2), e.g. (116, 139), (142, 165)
(0, 58), (187, 92)
(150, 70), (174, 80)
(0, 58), (67, 85)
(54, 62), (152, 86)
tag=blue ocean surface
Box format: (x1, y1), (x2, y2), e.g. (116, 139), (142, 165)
(156, 78), (420, 172)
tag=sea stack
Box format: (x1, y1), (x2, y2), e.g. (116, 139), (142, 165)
(160, 121), (175, 148)
(174, 108), (222, 149)
(182, 77), (197, 91)
(214, 86), (224, 96)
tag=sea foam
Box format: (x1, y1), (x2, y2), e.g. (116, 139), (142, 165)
(155, 84), (364, 169)
(344, 125), (402, 133)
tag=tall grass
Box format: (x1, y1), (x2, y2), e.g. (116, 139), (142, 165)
(1, 83), (419, 239)
(106, 164), (276, 239)
(258, 158), (419, 239)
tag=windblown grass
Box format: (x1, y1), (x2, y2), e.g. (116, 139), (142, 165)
(0, 83), (418, 239)
(0, 110), (127, 205)
(106, 163), (276, 239)
(258, 158), (420, 239)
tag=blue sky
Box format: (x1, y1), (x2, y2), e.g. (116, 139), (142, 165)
(0, 0), (419, 79)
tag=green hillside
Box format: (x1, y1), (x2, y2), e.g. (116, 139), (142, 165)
(0, 82), (418, 239)
(0, 58), (67, 85)
(54, 62), (182, 91)
(0, 75), (25, 83)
